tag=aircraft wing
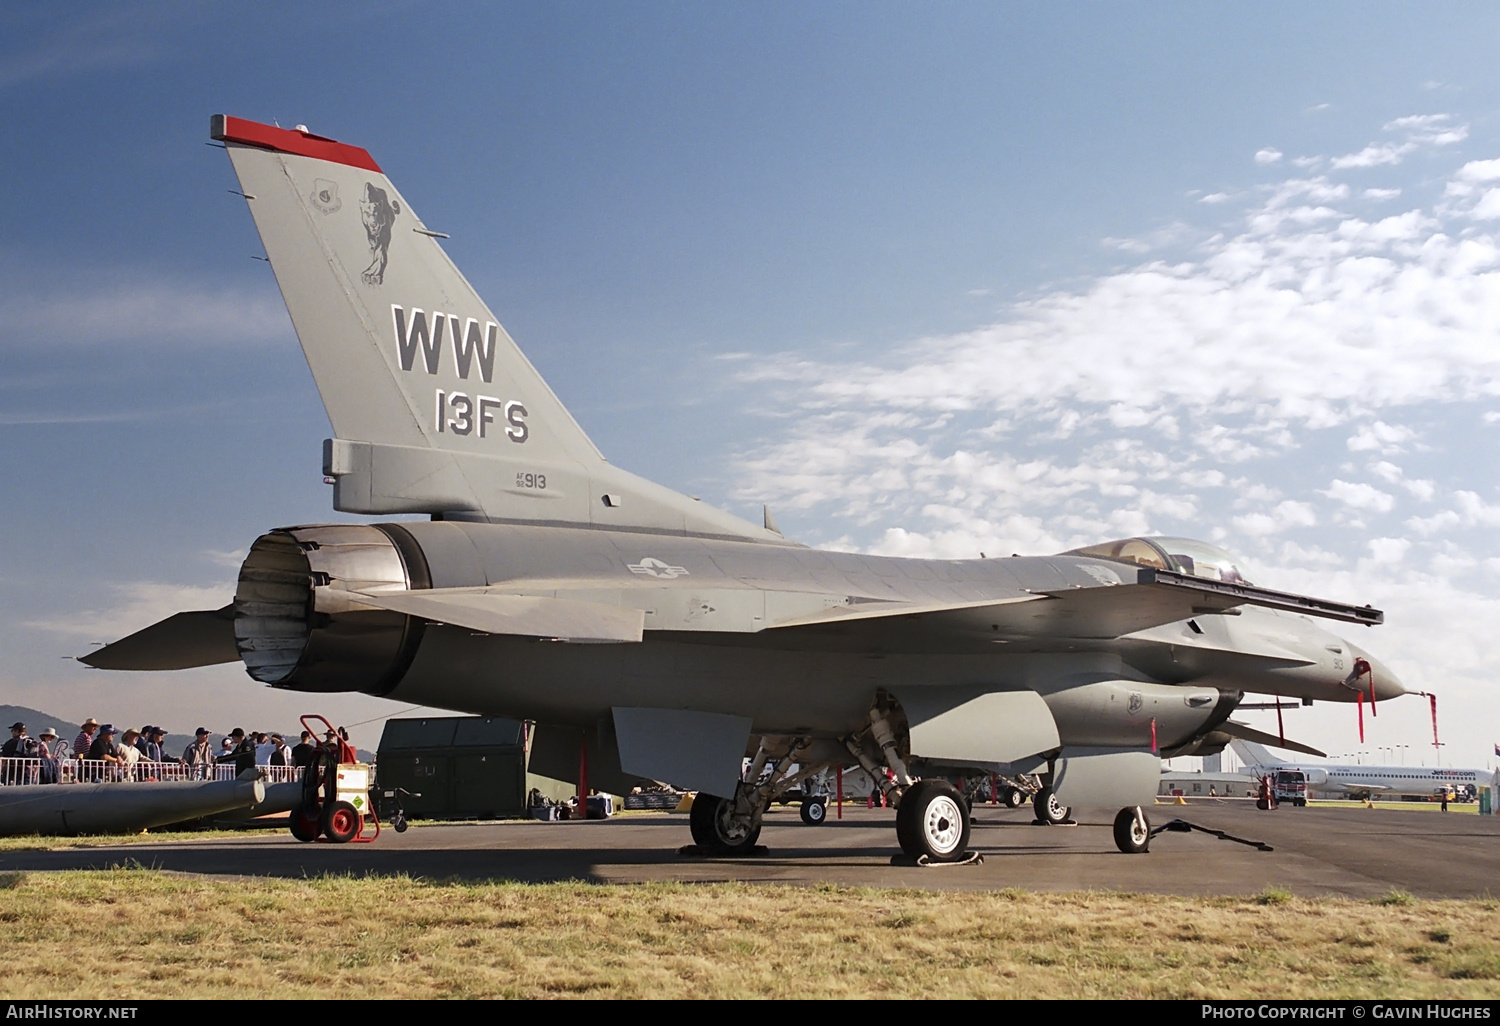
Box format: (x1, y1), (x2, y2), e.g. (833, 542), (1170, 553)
(78, 605), (239, 670)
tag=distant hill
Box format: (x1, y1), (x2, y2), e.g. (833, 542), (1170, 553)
(0, 704), (372, 762)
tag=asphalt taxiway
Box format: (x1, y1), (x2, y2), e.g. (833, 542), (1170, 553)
(2, 803), (1495, 898)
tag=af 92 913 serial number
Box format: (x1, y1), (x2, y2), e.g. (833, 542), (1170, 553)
(515, 472), (546, 490)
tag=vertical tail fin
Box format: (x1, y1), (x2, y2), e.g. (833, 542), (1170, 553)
(1229, 739), (1279, 771)
(212, 115), (777, 542)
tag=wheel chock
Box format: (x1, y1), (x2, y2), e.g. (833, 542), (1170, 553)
(888, 850), (984, 868)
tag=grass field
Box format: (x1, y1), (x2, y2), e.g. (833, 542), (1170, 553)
(1, 869), (1496, 999)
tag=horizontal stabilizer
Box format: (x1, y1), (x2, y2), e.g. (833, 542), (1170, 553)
(78, 605), (238, 670)
(351, 588), (644, 643)
(1223, 724), (1326, 759)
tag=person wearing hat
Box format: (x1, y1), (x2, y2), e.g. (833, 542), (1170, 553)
(183, 728), (216, 779)
(86, 724), (124, 781)
(35, 728), (61, 784)
(2, 721), (31, 757)
(144, 726), (178, 767)
(118, 729), (144, 779)
(217, 728), (256, 775)
(269, 733), (293, 769)
(2, 722), (38, 784)
(73, 719), (99, 763)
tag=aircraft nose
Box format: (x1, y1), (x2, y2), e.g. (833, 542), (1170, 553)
(1348, 644), (1407, 701)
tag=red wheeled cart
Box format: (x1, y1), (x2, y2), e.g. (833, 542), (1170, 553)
(288, 714), (381, 844)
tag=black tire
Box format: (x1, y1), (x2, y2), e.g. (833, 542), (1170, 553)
(288, 807), (320, 843)
(1112, 806), (1150, 854)
(895, 779), (970, 862)
(1003, 787), (1025, 809)
(800, 797), (827, 825)
(323, 800), (360, 844)
(393, 816), (409, 833)
(688, 792), (761, 855)
(1033, 787), (1071, 825)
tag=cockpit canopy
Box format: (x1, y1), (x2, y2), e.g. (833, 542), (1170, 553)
(1065, 536), (1252, 585)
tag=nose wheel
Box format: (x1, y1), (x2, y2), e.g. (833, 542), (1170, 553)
(1112, 806), (1150, 854)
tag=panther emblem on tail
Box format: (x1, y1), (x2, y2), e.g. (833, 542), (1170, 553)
(359, 182), (400, 285)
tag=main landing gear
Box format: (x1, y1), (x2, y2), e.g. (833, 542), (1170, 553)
(895, 779), (970, 862)
(1033, 786), (1072, 825)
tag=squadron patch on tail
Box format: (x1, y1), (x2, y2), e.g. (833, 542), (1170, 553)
(359, 182), (400, 285)
(309, 179), (342, 215)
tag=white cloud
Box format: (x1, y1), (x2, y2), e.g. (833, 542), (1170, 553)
(1255, 148), (1284, 165)
(1322, 480), (1396, 513)
(1407, 510), (1460, 536)
(1330, 142), (1416, 170)
(1233, 500), (1318, 537)
(1347, 421), (1416, 454)
(1366, 537), (1411, 564)
(1363, 188), (1401, 201)
(1401, 479), (1436, 502)
(1470, 189), (1500, 221)
(0, 267), (290, 347)
(1457, 158), (1500, 183)
(1454, 490), (1500, 527)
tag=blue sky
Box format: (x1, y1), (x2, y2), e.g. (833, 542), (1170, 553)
(2, 3), (1499, 767)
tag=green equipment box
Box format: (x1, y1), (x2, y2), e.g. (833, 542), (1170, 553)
(376, 717), (528, 820)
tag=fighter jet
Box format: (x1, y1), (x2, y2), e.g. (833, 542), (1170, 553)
(81, 115), (1407, 861)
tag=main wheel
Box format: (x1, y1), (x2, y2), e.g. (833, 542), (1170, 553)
(800, 797), (827, 825)
(688, 792), (762, 855)
(1112, 806), (1150, 854)
(1033, 787), (1071, 825)
(1003, 787), (1025, 809)
(288, 806), (320, 843)
(895, 779), (971, 862)
(323, 800), (361, 844)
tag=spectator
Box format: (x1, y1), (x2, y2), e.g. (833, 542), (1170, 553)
(134, 727), (153, 758)
(254, 732), (275, 766)
(220, 737), (235, 760)
(183, 728), (216, 780)
(73, 718), (99, 762)
(119, 729), (144, 779)
(291, 731), (317, 768)
(87, 725), (124, 782)
(269, 734), (292, 768)
(145, 727), (179, 768)
(2, 722), (38, 784)
(2, 721), (33, 757)
(35, 728), (59, 758)
(218, 728), (256, 775)
(35, 728), (61, 784)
